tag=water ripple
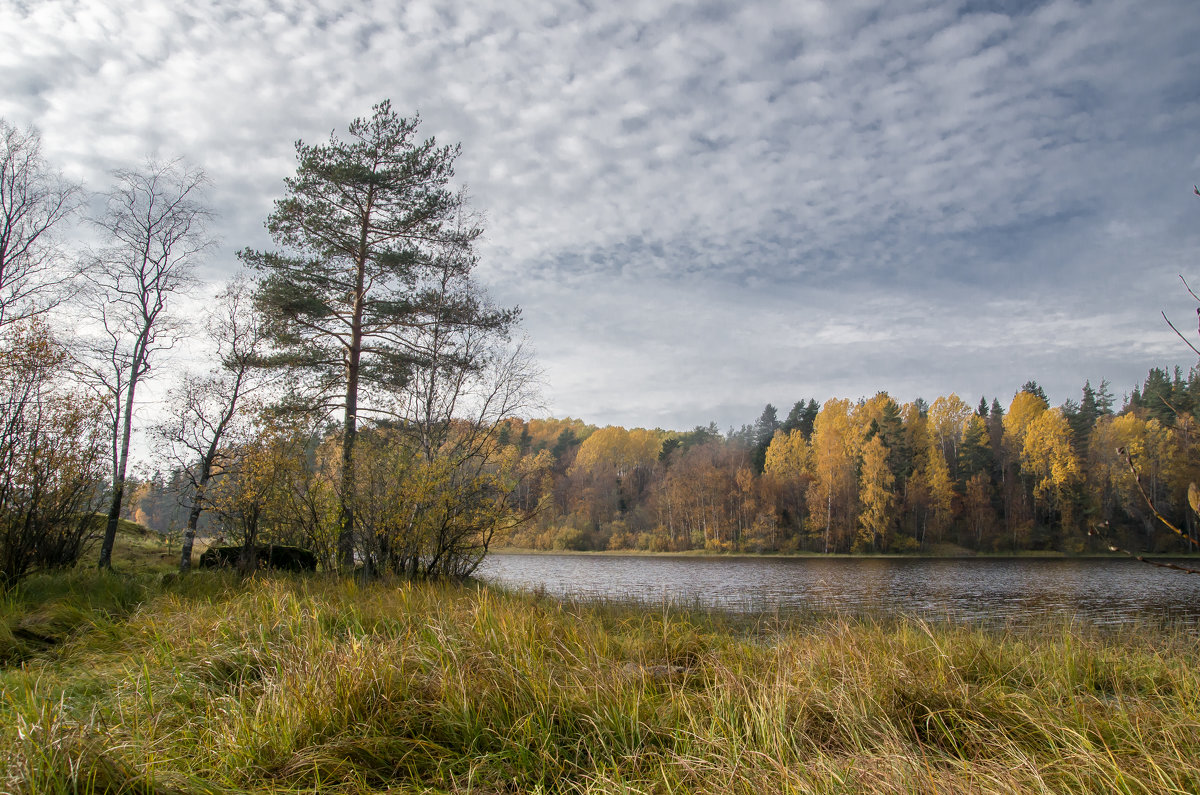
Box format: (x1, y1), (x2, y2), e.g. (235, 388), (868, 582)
(478, 554), (1200, 629)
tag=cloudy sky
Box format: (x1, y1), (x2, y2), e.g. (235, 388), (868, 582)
(3, 0), (1199, 433)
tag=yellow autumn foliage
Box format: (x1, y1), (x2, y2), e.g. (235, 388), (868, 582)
(857, 434), (895, 552)
(763, 428), (809, 478)
(1020, 408), (1080, 505)
(571, 425), (662, 479)
(1003, 390), (1048, 450)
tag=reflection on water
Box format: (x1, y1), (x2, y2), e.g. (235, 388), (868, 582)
(477, 554), (1200, 628)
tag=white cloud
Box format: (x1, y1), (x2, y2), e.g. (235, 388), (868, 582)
(2, 0), (1199, 434)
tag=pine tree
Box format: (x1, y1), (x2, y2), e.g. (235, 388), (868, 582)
(1135, 368), (1177, 425)
(782, 401), (805, 434)
(244, 102), (516, 568)
(1095, 379), (1115, 415)
(879, 398), (912, 479)
(1070, 380), (1101, 445)
(782, 399), (820, 437)
(803, 399), (819, 436)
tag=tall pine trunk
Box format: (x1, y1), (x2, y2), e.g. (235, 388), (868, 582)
(338, 374), (358, 570)
(337, 199), (372, 571)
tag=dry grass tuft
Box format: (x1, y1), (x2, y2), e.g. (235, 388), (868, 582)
(0, 572), (1197, 793)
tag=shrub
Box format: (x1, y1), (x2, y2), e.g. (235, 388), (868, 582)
(0, 322), (107, 590)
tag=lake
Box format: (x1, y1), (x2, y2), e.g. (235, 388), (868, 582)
(477, 553), (1200, 628)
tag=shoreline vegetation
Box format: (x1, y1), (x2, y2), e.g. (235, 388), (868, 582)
(119, 371), (1200, 572)
(3, 562), (1200, 793)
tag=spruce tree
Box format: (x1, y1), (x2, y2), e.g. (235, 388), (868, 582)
(1136, 368), (1175, 425)
(751, 403), (779, 472)
(1071, 380), (1100, 444)
(799, 399), (819, 437)
(960, 415), (994, 480)
(1095, 379), (1115, 415)
(1020, 380), (1048, 403)
(782, 400), (806, 434)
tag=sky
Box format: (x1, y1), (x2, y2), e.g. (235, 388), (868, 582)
(3, 0), (1200, 435)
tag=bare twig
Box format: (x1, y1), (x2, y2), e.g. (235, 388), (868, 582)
(1087, 526), (1200, 575)
(1179, 274), (1200, 303)
(1161, 310), (1200, 358)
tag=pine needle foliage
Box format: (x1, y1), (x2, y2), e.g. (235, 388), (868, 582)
(243, 101), (517, 569)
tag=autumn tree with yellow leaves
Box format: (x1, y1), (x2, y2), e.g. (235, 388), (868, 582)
(857, 434), (896, 552)
(569, 426), (662, 528)
(206, 417), (312, 573)
(807, 399), (860, 553)
(764, 428), (811, 540)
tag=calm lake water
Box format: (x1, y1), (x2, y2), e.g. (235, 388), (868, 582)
(477, 553), (1200, 628)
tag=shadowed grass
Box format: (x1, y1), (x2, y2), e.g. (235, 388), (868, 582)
(0, 571), (1198, 793)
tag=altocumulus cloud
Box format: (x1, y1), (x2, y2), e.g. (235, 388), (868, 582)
(2, 0), (1199, 432)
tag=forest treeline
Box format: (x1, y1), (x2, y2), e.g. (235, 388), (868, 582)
(128, 368), (1200, 557)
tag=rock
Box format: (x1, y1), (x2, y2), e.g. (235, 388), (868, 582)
(198, 544), (318, 572)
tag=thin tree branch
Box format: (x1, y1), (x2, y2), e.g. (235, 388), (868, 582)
(1119, 446), (1200, 547)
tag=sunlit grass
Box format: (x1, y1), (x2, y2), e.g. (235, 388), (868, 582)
(80, 515), (194, 575)
(1, 570), (1198, 793)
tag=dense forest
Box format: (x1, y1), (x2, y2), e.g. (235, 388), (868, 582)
(128, 367), (1200, 558)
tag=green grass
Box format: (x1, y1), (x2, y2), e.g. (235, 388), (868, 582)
(0, 519), (175, 666)
(0, 571), (1198, 794)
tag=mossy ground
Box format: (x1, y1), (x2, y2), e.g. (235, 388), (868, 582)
(0, 560), (1197, 794)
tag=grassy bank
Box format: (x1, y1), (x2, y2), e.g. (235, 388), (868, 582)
(1, 572), (1198, 794)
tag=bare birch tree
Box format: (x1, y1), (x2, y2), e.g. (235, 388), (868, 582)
(0, 119), (82, 327)
(153, 276), (271, 571)
(83, 159), (211, 569)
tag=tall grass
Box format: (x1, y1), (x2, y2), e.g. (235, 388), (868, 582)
(1, 571), (1198, 793)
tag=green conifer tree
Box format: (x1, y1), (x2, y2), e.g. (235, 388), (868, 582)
(243, 101), (516, 568)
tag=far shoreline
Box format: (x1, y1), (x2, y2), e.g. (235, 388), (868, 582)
(488, 546), (1200, 561)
